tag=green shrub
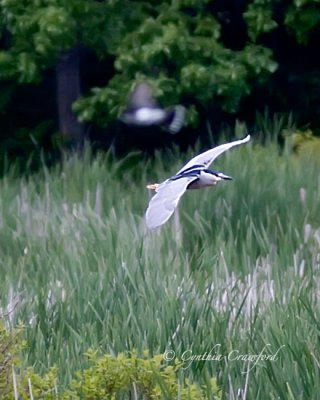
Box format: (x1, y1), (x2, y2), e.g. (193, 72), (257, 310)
(0, 321), (22, 399)
(1, 323), (221, 399)
(0, 321), (58, 399)
(284, 129), (320, 161)
(65, 350), (221, 399)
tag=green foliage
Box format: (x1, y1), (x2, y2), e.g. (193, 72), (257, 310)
(0, 321), (22, 399)
(255, 108), (296, 142)
(244, 1), (278, 41)
(66, 350), (220, 399)
(0, 3), (73, 82)
(18, 367), (58, 400)
(0, 323), (220, 399)
(284, 128), (320, 159)
(1, 134), (320, 397)
(0, 0), (146, 83)
(245, 0), (320, 45)
(0, 321), (25, 398)
(0, 323), (57, 399)
(74, 2), (278, 125)
(1, 0), (320, 157)
(285, 0), (320, 45)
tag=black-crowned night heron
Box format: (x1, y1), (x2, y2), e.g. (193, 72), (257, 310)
(145, 135), (250, 229)
(120, 82), (185, 134)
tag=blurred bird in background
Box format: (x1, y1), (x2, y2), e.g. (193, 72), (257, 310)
(120, 82), (185, 134)
(146, 135), (251, 229)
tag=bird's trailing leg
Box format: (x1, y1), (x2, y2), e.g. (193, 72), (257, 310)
(146, 183), (159, 190)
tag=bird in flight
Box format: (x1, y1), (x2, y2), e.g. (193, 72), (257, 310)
(145, 135), (251, 229)
(120, 81), (185, 134)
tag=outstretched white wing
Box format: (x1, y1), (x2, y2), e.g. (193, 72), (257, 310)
(176, 135), (250, 174)
(146, 175), (198, 229)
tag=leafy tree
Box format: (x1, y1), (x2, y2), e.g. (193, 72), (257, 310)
(244, 0), (320, 128)
(245, 0), (320, 45)
(74, 0), (278, 128)
(0, 0), (320, 156)
(0, 0), (146, 147)
(74, 0), (320, 132)
(0, 323), (221, 399)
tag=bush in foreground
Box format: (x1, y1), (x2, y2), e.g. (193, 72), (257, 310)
(1, 322), (221, 399)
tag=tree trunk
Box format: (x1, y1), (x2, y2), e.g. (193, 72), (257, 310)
(56, 45), (86, 149)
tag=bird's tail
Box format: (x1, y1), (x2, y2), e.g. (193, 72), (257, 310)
(167, 105), (186, 134)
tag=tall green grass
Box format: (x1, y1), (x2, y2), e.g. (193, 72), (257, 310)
(0, 138), (320, 398)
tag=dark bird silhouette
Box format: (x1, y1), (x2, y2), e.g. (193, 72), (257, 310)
(120, 82), (185, 134)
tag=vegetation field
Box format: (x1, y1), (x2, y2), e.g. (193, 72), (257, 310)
(0, 135), (320, 399)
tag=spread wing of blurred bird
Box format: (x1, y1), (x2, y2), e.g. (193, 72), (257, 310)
(120, 82), (185, 134)
(145, 135), (251, 229)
